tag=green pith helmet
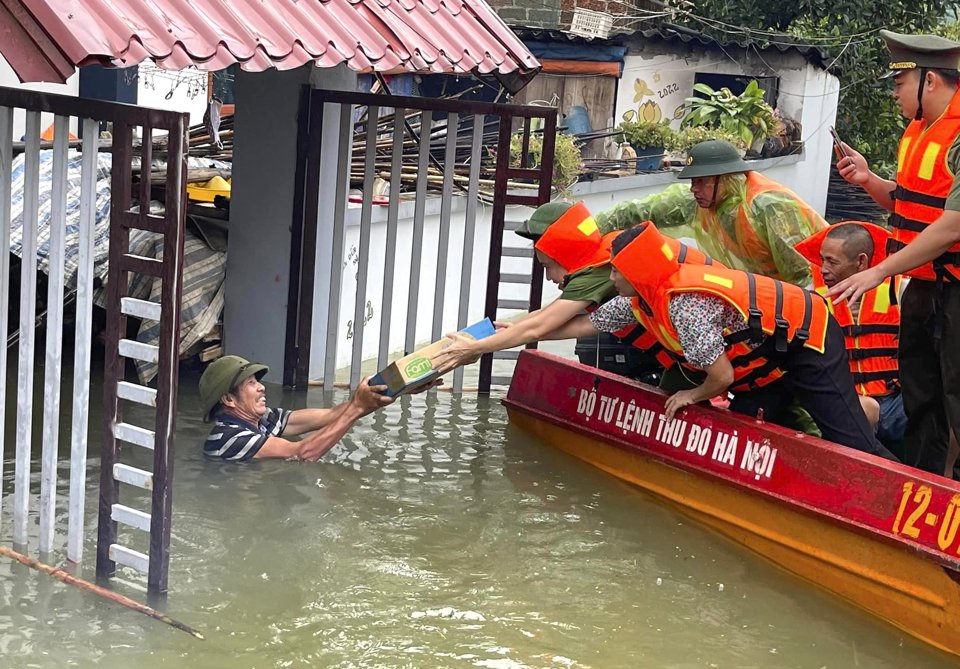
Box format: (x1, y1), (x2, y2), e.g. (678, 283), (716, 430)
(515, 201), (574, 240)
(199, 355), (269, 422)
(880, 30), (960, 77)
(677, 140), (750, 179)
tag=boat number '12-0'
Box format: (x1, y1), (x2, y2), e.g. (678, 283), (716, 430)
(892, 482), (960, 552)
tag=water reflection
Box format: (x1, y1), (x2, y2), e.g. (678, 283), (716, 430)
(0, 379), (956, 668)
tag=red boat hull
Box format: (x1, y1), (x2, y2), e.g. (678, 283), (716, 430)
(504, 350), (960, 657)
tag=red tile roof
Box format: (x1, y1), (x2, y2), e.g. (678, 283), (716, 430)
(0, 0), (539, 84)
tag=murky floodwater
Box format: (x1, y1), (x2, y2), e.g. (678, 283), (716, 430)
(1, 369), (958, 668)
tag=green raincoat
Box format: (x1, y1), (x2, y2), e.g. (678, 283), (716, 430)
(596, 173), (827, 287)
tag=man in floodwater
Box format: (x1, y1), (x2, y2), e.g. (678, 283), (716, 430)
(199, 355), (397, 461)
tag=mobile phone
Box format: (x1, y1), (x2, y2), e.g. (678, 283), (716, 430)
(829, 126), (848, 158)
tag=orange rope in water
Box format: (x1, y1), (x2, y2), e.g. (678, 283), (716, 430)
(0, 544), (204, 640)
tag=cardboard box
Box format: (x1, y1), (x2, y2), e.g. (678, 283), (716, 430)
(369, 319), (496, 397)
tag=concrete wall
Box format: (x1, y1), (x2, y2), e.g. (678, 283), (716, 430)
(617, 43), (839, 212)
(571, 153), (804, 214)
(226, 63), (357, 383)
(485, 0), (563, 28)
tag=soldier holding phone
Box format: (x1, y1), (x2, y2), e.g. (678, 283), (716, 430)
(830, 31), (960, 477)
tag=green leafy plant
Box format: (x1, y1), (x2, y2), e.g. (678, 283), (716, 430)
(681, 0), (960, 168)
(617, 116), (677, 151)
(667, 125), (745, 153)
(681, 80), (776, 149)
(509, 130), (582, 190)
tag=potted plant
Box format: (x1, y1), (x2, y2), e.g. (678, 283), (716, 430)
(681, 80), (776, 154)
(617, 112), (676, 172)
(509, 130), (583, 191)
(667, 125), (746, 157)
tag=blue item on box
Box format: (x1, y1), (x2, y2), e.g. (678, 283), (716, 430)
(369, 318), (496, 397)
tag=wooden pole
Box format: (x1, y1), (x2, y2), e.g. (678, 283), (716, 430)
(0, 545), (205, 640)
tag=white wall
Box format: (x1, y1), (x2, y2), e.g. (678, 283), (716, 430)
(318, 198), (561, 374)
(0, 54), (80, 139)
(0, 56), (213, 138)
(135, 64), (208, 126)
(569, 153), (804, 213)
(616, 47), (839, 213)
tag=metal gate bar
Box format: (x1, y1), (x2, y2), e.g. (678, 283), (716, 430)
(39, 116), (68, 555)
(452, 115), (485, 393)
(404, 110), (432, 357)
(431, 112), (458, 343)
(378, 111), (406, 371)
(349, 106), (379, 388)
(292, 90), (557, 392)
(14, 111), (40, 546)
(68, 117), (99, 562)
(0, 86), (187, 596)
(0, 106), (10, 527)
(321, 105), (352, 389)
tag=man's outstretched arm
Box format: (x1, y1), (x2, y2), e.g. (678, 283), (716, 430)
(255, 378), (393, 461)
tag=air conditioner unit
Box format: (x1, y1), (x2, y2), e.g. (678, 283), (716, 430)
(569, 7), (613, 39)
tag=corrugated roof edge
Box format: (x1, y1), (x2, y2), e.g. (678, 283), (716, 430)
(512, 22), (834, 73)
(1, 0), (543, 85)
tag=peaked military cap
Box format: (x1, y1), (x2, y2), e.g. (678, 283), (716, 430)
(515, 201), (574, 241)
(199, 355), (269, 422)
(677, 140), (750, 179)
(880, 30), (960, 77)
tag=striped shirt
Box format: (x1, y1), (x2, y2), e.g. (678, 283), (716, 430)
(203, 408), (291, 461)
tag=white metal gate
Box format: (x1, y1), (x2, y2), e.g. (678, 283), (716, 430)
(0, 86), (187, 596)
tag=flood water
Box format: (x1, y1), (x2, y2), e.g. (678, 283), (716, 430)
(1, 371), (958, 668)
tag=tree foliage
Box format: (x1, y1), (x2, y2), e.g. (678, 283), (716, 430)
(679, 1), (960, 172)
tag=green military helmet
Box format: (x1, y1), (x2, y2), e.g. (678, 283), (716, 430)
(880, 30), (960, 77)
(199, 354), (269, 422)
(514, 201), (574, 241)
(677, 140), (750, 179)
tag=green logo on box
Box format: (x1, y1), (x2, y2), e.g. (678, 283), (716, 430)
(404, 357), (432, 378)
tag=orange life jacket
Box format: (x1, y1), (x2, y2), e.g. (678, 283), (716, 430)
(612, 222), (830, 392)
(699, 171), (826, 279)
(814, 268), (901, 396)
(889, 87), (960, 281)
(535, 201), (620, 275)
(795, 221), (901, 397)
(610, 236), (722, 370)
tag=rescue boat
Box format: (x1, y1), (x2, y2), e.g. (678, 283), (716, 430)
(504, 350), (960, 657)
